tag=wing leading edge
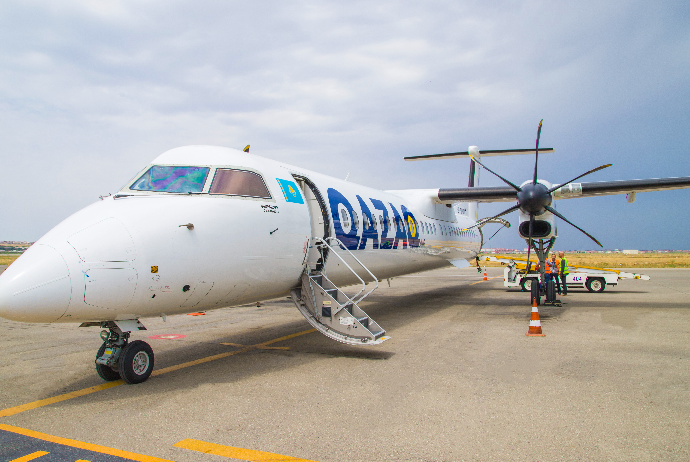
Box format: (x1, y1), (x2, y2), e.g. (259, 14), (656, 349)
(437, 176), (690, 203)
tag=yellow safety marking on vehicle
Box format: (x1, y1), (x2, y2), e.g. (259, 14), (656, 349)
(9, 451), (50, 462)
(0, 329), (317, 418)
(487, 255), (622, 274)
(0, 382), (123, 418)
(174, 438), (318, 461)
(0, 424), (173, 462)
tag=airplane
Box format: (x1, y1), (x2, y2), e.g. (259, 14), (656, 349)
(1, 122), (689, 384)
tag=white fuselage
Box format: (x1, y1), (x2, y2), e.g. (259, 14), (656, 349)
(0, 146), (481, 323)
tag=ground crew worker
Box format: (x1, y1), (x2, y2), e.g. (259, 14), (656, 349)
(558, 251), (569, 295)
(546, 253), (559, 294)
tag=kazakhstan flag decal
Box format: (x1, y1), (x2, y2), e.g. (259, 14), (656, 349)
(276, 178), (304, 204)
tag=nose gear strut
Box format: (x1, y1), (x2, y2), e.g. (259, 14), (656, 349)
(93, 320), (154, 384)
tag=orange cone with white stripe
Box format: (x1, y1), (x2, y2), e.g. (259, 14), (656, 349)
(483, 268), (488, 281)
(526, 297), (545, 337)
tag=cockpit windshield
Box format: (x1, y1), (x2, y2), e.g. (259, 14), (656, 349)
(130, 166), (209, 193)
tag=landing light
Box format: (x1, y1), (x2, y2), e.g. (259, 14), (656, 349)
(100, 330), (110, 342)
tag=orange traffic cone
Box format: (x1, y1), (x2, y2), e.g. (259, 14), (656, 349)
(526, 297), (545, 337)
(483, 268), (488, 281)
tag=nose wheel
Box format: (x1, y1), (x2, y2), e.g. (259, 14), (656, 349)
(94, 322), (155, 384)
(118, 340), (154, 384)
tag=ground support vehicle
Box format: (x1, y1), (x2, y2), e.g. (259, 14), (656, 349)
(480, 255), (650, 293)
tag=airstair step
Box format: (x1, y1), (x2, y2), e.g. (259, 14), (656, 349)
(326, 288), (338, 299)
(294, 247), (388, 345)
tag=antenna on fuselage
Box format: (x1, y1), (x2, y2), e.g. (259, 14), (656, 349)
(243, 145), (250, 153)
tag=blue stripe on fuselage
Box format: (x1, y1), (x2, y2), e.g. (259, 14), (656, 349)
(327, 187), (419, 251)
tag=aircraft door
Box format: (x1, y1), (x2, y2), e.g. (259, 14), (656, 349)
(293, 175), (330, 271)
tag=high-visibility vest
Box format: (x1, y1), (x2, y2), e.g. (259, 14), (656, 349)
(546, 259), (557, 273)
(560, 257), (569, 275)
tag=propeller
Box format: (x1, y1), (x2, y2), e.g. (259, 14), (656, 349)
(467, 120), (610, 261)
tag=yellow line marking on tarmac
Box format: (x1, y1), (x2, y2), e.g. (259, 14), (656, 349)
(219, 342), (290, 350)
(0, 382), (123, 418)
(0, 424), (173, 462)
(261, 329), (317, 345)
(153, 328), (315, 376)
(9, 451), (50, 462)
(174, 438), (318, 461)
(0, 328), (317, 419)
(469, 276), (501, 285)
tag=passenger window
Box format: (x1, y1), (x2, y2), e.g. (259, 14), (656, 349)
(131, 166), (209, 193)
(209, 169), (271, 198)
(340, 209), (350, 229)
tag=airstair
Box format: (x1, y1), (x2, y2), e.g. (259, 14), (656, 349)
(290, 237), (389, 345)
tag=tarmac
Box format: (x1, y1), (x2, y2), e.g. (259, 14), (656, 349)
(1, 266), (689, 462)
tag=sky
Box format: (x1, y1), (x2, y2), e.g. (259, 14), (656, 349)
(1, 0), (689, 250)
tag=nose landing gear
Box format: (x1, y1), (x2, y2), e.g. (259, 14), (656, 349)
(94, 321), (154, 384)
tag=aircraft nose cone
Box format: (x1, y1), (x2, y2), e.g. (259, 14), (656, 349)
(0, 244), (72, 323)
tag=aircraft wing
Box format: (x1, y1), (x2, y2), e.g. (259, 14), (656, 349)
(438, 186), (516, 202)
(437, 176), (690, 203)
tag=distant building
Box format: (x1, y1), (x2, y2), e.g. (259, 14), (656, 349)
(623, 249), (639, 254)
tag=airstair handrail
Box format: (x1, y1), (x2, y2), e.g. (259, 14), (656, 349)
(313, 237), (379, 305)
(310, 237), (366, 306)
(325, 237), (380, 304)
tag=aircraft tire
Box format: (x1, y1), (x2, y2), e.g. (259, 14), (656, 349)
(118, 340), (154, 384)
(586, 277), (606, 293)
(95, 343), (121, 382)
(546, 279), (556, 302)
(521, 277), (538, 292)
(530, 280), (540, 305)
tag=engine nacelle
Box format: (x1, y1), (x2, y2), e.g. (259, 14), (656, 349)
(518, 209), (557, 240)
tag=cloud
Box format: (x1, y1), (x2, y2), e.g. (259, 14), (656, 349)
(1, 0), (689, 248)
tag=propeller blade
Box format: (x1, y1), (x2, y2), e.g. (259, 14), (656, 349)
(544, 205), (603, 247)
(533, 119), (543, 185)
(463, 204), (521, 230)
(547, 164), (613, 194)
(468, 154), (522, 192)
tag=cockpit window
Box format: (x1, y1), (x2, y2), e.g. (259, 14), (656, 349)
(130, 166), (209, 193)
(209, 169), (271, 198)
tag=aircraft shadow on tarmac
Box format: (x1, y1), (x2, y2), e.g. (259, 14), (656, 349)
(38, 279), (686, 407)
(39, 281), (500, 401)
